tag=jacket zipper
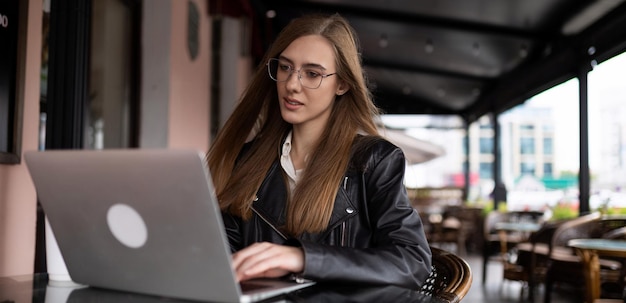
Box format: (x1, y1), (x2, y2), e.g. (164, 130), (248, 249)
(340, 221), (346, 246)
(252, 205), (288, 240)
(340, 176), (348, 246)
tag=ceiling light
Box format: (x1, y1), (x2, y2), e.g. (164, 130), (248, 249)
(587, 46), (596, 56)
(562, 0), (625, 35)
(379, 34), (389, 48)
(266, 10), (276, 18)
(436, 88), (446, 97)
(519, 44), (528, 58)
(472, 42), (480, 56)
(425, 39), (434, 53)
(402, 86), (412, 95)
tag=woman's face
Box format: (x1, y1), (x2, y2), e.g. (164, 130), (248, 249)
(275, 35), (347, 132)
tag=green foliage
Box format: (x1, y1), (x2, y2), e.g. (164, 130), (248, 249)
(465, 199), (508, 216)
(604, 207), (626, 215)
(550, 203), (578, 220)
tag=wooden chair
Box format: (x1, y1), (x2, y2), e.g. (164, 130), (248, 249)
(429, 205), (475, 255)
(543, 213), (626, 303)
(503, 220), (564, 300)
(482, 210), (545, 284)
(420, 246), (473, 303)
(603, 226), (626, 240)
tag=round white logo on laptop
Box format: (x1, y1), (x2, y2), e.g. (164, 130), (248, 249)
(106, 203), (148, 248)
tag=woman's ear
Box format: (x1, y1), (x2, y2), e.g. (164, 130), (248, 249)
(336, 82), (349, 96)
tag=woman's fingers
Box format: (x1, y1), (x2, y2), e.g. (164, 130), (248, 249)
(232, 242), (304, 281)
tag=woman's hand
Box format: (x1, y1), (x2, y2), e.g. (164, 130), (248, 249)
(232, 242), (304, 282)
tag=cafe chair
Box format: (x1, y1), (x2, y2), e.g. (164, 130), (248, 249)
(543, 213), (626, 303)
(482, 210), (545, 284)
(420, 246), (473, 303)
(429, 205), (474, 255)
(502, 220), (563, 300)
(603, 226), (626, 240)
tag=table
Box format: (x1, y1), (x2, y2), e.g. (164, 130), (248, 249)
(494, 222), (541, 257)
(0, 274), (447, 303)
(494, 221), (542, 233)
(568, 238), (626, 303)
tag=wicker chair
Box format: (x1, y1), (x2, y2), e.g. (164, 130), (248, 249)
(420, 246), (473, 303)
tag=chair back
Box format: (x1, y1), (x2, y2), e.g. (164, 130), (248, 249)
(483, 211), (507, 236)
(603, 226), (626, 239)
(550, 212), (601, 253)
(527, 220), (562, 245)
(598, 214), (626, 236)
(420, 246), (472, 303)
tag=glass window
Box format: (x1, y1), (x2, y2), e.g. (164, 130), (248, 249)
(480, 162), (492, 179)
(543, 137), (553, 155)
(480, 137), (493, 154)
(520, 124), (534, 131)
(543, 163), (553, 176)
(521, 161), (535, 175)
(520, 137), (535, 154)
(87, 0), (139, 149)
(588, 51), (626, 210)
(543, 124), (554, 132)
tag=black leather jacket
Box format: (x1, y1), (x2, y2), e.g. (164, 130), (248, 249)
(221, 137), (432, 289)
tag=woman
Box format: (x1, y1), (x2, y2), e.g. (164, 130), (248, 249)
(207, 13), (431, 289)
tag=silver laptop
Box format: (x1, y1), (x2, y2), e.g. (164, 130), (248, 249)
(25, 149), (314, 303)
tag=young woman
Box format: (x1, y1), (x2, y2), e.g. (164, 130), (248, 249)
(207, 13), (431, 289)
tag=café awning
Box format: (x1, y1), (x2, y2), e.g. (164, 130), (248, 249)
(377, 127), (445, 164)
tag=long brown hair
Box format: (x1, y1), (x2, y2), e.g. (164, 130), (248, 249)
(208, 14), (380, 236)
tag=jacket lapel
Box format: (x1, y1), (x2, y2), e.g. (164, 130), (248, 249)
(253, 161), (359, 243)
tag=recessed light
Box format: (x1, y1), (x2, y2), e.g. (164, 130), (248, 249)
(379, 34), (389, 48)
(425, 39), (434, 53)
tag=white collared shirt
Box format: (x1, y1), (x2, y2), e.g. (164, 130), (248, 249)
(280, 131), (302, 193)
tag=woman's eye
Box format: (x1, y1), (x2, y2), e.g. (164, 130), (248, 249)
(304, 70), (321, 78)
(279, 64), (292, 72)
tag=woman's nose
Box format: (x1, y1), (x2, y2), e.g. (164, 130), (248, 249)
(285, 70), (302, 91)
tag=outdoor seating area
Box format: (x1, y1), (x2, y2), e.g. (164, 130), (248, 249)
(475, 211), (626, 302)
(415, 196), (626, 302)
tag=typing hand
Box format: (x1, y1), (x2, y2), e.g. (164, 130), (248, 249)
(232, 242), (304, 282)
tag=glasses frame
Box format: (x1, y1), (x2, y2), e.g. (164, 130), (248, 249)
(266, 58), (336, 89)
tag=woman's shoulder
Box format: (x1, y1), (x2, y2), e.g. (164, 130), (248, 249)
(350, 135), (403, 171)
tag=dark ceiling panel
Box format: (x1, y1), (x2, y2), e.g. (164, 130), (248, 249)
(243, 0), (626, 122)
(351, 16), (534, 78)
(301, 0), (579, 30)
(367, 67), (482, 111)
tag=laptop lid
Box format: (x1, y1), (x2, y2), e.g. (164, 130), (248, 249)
(25, 149), (313, 303)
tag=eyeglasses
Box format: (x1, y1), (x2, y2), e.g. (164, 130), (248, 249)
(267, 58), (336, 89)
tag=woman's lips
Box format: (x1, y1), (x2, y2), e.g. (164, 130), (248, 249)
(283, 97), (303, 110)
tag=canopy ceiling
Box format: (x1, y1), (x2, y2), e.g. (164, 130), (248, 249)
(215, 0), (626, 124)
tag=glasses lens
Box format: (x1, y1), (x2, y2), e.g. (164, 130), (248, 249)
(300, 69), (323, 89)
(266, 59), (325, 89)
(267, 59), (280, 81)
